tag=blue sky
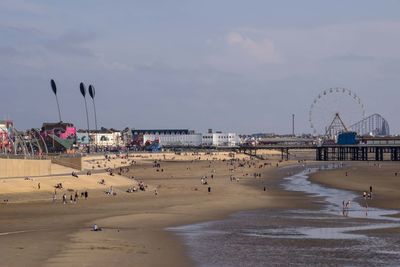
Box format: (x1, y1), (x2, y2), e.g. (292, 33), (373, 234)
(1, 0), (400, 134)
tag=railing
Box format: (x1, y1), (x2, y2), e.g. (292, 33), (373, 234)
(0, 154), (50, 160)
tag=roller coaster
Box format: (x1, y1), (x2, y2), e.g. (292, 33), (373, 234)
(349, 113), (390, 136)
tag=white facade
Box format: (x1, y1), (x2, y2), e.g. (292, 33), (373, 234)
(202, 132), (240, 147)
(92, 132), (122, 147)
(143, 133), (202, 146)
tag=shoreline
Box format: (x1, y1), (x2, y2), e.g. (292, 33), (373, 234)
(4, 158), (399, 266)
(169, 164), (400, 266)
(309, 161), (400, 211)
(0, 159), (317, 266)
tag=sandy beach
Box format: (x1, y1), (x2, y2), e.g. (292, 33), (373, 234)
(0, 152), (312, 267)
(1, 152), (400, 266)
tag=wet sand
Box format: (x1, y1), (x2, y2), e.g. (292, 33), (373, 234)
(310, 162), (400, 210)
(0, 155), (311, 267)
(171, 164), (400, 266)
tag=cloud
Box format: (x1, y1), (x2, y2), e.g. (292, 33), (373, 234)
(0, 22), (43, 36)
(2, 2), (400, 134)
(96, 53), (135, 72)
(44, 31), (97, 58)
(226, 32), (281, 64)
(205, 31), (283, 77)
(207, 20), (400, 81)
(0, 0), (48, 15)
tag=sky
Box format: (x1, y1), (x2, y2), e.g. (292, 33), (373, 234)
(1, 0), (400, 134)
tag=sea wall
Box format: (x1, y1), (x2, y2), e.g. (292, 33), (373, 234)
(0, 158), (52, 178)
(50, 156), (82, 171)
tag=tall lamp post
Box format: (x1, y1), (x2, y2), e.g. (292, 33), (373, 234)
(50, 79), (62, 122)
(292, 114), (295, 137)
(80, 82), (90, 153)
(88, 85), (98, 152)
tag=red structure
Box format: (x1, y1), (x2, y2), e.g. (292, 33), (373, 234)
(0, 120), (14, 153)
(40, 122), (77, 152)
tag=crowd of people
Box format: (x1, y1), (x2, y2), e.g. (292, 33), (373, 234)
(14, 153), (288, 208)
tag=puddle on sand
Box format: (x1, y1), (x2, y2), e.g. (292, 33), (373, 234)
(281, 166), (400, 237)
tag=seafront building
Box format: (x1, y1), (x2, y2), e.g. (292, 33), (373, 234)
(130, 129), (240, 147)
(134, 129), (202, 147)
(76, 132), (90, 145)
(74, 127), (241, 149)
(93, 130), (122, 147)
(202, 131), (240, 147)
(77, 129), (122, 148)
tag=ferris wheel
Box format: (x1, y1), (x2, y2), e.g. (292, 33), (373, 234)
(309, 87), (366, 136)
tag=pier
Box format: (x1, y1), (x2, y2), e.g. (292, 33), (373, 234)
(315, 145), (400, 161)
(237, 144), (400, 161)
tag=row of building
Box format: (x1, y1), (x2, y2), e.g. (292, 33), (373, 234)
(76, 128), (241, 148)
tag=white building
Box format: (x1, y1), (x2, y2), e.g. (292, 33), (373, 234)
(92, 132), (122, 147)
(77, 130), (122, 147)
(130, 129), (240, 147)
(202, 132), (240, 147)
(143, 133), (202, 146)
(131, 129), (202, 147)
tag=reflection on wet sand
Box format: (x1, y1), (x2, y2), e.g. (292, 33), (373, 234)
(170, 166), (400, 266)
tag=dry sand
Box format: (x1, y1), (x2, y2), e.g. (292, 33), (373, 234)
(83, 150), (283, 170)
(0, 153), (309, 267)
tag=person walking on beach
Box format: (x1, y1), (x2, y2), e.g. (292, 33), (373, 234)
(345, 200), (351, 217)
(38, 183), (40, 190)
(341, 200), (351, 216)
(342, 200), (345, 216)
